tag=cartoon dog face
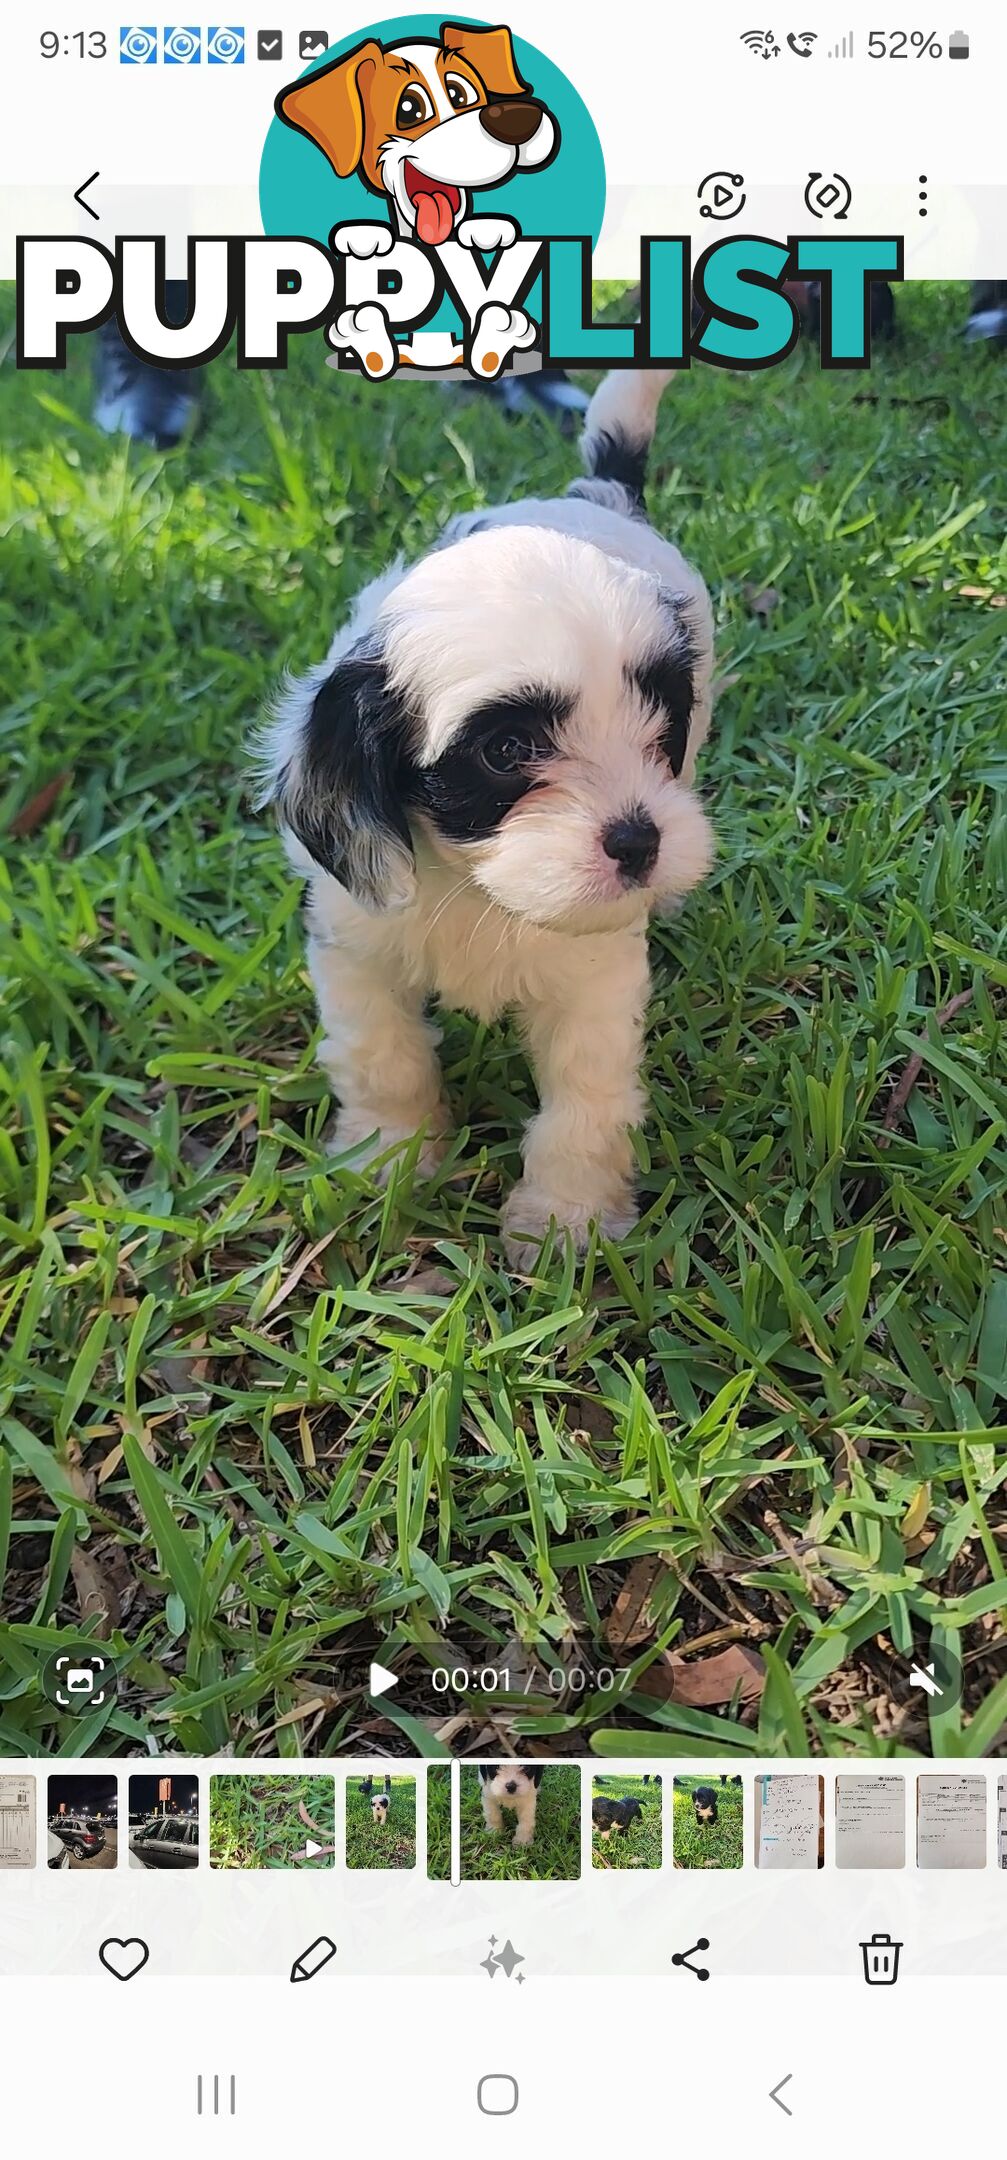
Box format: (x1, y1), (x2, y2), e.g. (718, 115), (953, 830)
(277, 21), (558, 244)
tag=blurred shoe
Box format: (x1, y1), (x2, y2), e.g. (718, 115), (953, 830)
(93, 279), (200, 447)
(965, 282), (1007, 346)
(470, 367), (589, 433)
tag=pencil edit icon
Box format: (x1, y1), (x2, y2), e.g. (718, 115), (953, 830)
(290, 1934), (337, 1983)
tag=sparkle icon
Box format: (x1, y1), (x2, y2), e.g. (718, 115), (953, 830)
(480, 1936), (526, 1981)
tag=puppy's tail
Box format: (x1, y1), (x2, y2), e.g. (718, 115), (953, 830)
(570, 368), (675, 517)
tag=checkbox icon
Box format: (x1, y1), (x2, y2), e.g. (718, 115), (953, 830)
(256, 29), (283, 58)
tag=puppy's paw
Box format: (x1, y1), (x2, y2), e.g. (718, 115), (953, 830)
(455, 214), (518, 253)
(468, 302), (537, 381)
(513, 1826), (535, 1848)
(329, 304), (396, 379)
(326, 1107), (449, 1182)
(330, 223), (394, 259)
(501, 1185), (638, 1271)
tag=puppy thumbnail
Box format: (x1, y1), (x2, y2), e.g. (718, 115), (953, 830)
(258, 367), (714, 1268)
(592, 1794), (644, 1840)
(479, 1762), (542, 1849)
(674, 1775), (742, 1870)
(591, 1775), (660, 1870)
(461, 1764), (580, 1881)
(346, 1772), (416, 1871)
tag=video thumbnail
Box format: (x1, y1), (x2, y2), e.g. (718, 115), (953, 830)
(591, 1773), (662, 1867)
(673, 1775), (743, 1869)
(46, 1775), (117, 1869)
(0, 1774), (36, 1868)
(128, 1773), (199, 1868)
(209, 1775), (336, 1868)
(345, 1772), (416, 1869)
(460, 1765), (581, 1881)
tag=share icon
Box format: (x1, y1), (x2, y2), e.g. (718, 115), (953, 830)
(672, 1937), (711, 1981)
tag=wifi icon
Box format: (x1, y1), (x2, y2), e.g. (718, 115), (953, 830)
(786, 28), (818, 54)
(740, 28), (781, 58)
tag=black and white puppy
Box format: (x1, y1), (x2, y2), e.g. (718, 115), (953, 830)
(258, 370), (714, 1265)
(592, 1793), (644, 1840)
(478, 1762), (543, 1848)
(692, 1785), (719, 1827)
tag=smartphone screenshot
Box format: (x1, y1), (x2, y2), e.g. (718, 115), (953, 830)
(1, 1), (1005, 2147)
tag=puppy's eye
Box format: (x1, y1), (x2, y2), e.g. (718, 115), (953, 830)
(395, 84), (434, 128)
(479, 730), (542, 777)
(444, 71), (479, 111)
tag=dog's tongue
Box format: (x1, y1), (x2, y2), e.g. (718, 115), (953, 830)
(415, 186), (455, 247)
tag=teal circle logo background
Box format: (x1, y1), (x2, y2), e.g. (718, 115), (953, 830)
(259, 15), (606, 246)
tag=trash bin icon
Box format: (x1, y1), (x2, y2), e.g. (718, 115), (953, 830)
(861, 1932), (902, 1984)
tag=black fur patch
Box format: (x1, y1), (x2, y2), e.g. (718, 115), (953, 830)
(280, 637), (414, 906)
(585, 426), (649, 505)
(410, 688), (572, 845)
(631, 638), (695, 777)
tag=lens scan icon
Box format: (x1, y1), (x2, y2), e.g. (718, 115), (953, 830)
(207, 25), (245, 63)
(163, 25), (201, 62)
(43, 1649), (116, 1712)
(120, 25), (158, 62)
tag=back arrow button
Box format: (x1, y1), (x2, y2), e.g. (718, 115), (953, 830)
(769, 2073), (793, 2116)
(74, 172), (100, 221)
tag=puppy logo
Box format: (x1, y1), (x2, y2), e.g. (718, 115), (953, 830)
(262, 14), (605, 381)
(276, 23), (558, 248)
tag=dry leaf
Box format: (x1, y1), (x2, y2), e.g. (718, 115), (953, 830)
(9, 770), (71, 836)
(901, 1482), (931, 1541)
(604, 1557), (664, 1651)
(70, 1545), (120, 1634)
(262, 1229), (339, 1318)
(298, 1407), (316, 1469)
(385, 1264), (457, 1299)
(635, 1643), (766, 1707)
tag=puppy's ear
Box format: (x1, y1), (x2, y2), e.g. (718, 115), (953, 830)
(478, 1766), (492, 1784)
(276, 40), (383, 177)
(274, 634), (416, 912)
(523, 1765), (543, 1787)
(440, 20), (529, 96)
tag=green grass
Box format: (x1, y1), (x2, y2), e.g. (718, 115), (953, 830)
(1, 283), (1006, 1761)
(345, 1773), (415, 1868)
(591, 1771), (662, 1866)
(673, 1774), (743, 1867)
(426, 1765), (451, 1878)
(208, 1772), (334, 1866)
(460, 1765), (581, 1878)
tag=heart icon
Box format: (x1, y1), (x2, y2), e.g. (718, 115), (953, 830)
(99, 1936), (150, 1982)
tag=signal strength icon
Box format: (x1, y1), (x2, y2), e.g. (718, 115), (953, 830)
(828, 29), (855, 57)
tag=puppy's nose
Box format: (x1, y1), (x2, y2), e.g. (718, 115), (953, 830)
(480, 99), (543, 145)
(602, 813), (660, 884)
(505, 1780), (518, 1794)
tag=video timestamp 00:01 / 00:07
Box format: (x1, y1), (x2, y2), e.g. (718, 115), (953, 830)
(430, 1666), (630, 1695)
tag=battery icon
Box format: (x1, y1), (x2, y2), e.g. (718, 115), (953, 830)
(948, 29), (970, 57)
(861, 1932), (902, 1985)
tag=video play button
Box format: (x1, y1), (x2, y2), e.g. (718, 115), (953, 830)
(369, 1661), (399, 1698)
(698, 169), (746, 220)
